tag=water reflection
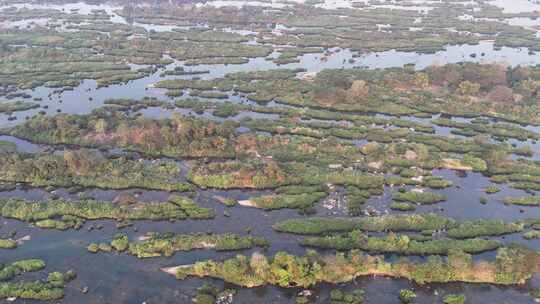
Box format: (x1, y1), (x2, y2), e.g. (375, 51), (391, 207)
(5, 40), (540, 128)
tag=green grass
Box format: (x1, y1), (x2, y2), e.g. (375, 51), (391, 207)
(301, 231), (500, 255)
(393, 190), (447, 204)
(447, 220), (523, 239)
(389, 202), (416, 211)
(89, 233), (268, 258)
(0, 196), (214, 229)
(503, 196), (540, 206)
(273, 214), (456, 235)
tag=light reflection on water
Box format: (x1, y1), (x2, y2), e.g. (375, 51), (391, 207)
(4, 40), (540, 127)
(489, 0), (540, 13)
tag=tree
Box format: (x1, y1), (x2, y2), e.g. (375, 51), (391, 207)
(425, 64), (461, 87)
(63, 149), (103, 176)
(462, 63), (507, 89)
(399, 289), (416, 303)
(94, 118), (108, 134)
(413, 72), (430, 89)
(457, 81), (480, 96)
(347, 80), (369, 101)
(517, 79), (540, 99)
(250, 252), (270, 280)
(487, 85), (514, 103)
(510, 66), (531, 84)
(484, 147), (508, 164)
(448, 249), (472, 270)
(312, 87), (347, 106)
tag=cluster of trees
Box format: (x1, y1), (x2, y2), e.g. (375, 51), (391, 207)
(0, 150), (187, 191)
(174, 246), (540, 287)
(188, 160), (292, 189)
(0, 259), (75, 301)
(89, 233), (268, 258)
(301, 230), (500, 255)
(9, 111), (238, 158)
(0, 195), (214, 229)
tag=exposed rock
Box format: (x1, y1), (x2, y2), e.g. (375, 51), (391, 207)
(404, 150), (418, 161)
(411, 188), (425, 193)
(113, 193), (137, 205)
(238, 200), (257, 207)
(368, 161), (383, 170)
(441, 158), (473, 171)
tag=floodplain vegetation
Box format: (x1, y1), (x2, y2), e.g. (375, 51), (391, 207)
(0, 195), (214, 230)
(167, 245), (540, 287)
(0, 259), (75, 301)
(5, 63), (540, 302)
(87, 232), (268, 257)
(4, 0), (540, 302)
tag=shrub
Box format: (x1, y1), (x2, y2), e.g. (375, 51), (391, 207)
(447, 220), (523, 238)
(0, 239), (17, 249)
(484, 186), (501, 194)
(390, 202), (416, 211)
(393, 191), (446, 204)
(443, 294), (465, 304)
(399, 289), (416, 303)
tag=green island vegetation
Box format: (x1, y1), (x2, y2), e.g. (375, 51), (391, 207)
(0, 195), (214, 230)
(446, 220), (524, 239)
(3, 0), (540, 302)
(0, 259), (75, 300)
(431, 118), (540, 141)
(151, 62), (540, 126)
(160, 67), (209, 77)
(88, 232), (268, 257)
(389, 202), (416, 211)
(273, 213), (456, 235)
(167, 245), (540, 287)
(0, 259), (45, 281)
(533, 288), (540, 300)
(102, 97), (167, 111)
(194, 283), (236, 304)
(0, 238), (17, 249)
(485, 186), (501, 194)
(503, 196), (540, 207)
(187, 160), (386, 193)
(274, 215), (526, 241)
(300, 231), (501, 255)
(393, 190), (447, 205)
(0, 0), (540, 102)
(479, 196), (488, 205)
(443, 294), (466, 304)
(241, 192), (328, 211)
(523, 231), (540, 240)
(112, 1), (540, 62)
(327, 289), (365, 304)
(0, 100), (39, 114)
(399, 289), (416, 304)
(0, 149), (192, 191)
(0, 141), (17, 153)
(6, 110), (238, 158)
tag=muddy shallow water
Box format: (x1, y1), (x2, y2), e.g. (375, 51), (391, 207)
(3, 185), (540, 303)
(2, 146), (540, 303)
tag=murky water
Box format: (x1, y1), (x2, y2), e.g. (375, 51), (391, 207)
(489, 0), (540, 13)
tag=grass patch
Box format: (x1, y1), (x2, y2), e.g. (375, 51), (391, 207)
(273, 213), (456, 235)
